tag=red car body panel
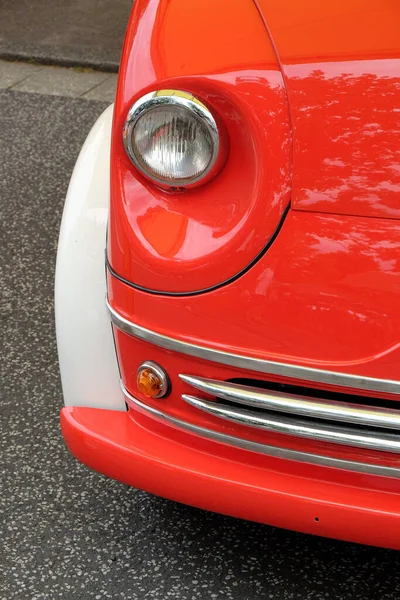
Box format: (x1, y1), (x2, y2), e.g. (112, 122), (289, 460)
(256, 0), (400, 219)
(109, 210), (400, 376)
(63, 0), (400, 548)
(109, 0), (292, 293)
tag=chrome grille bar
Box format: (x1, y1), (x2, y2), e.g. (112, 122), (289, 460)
(180, 375), (400, 453)
(182, 394), (400, 453)
(179, 375), (400, 429)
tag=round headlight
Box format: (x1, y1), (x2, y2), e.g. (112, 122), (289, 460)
(122, 90), (226, 189)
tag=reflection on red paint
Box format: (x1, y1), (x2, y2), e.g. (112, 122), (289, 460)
(256, 0), (400, 219)
(138, 207), (188, 259)
(288, 63), (400, 218)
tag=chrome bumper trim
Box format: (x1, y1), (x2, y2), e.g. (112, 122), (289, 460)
(179, 375), (400, 430)
(107, 300), (400, 395)
(182, 394), (400, 454)
(121, 382), (400, 479)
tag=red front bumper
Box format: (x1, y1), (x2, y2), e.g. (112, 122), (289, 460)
(61, 405), (400, 549)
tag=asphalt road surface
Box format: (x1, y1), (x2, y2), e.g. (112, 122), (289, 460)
(0, 0), (131, 71)
(2, 88), (400, 600)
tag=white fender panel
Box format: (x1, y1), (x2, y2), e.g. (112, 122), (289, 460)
(55, 104), (125, 410)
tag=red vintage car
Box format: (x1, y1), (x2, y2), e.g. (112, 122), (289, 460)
(56, 0), (400, 549)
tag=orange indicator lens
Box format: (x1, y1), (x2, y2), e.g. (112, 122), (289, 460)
(136, 362), (169, 398)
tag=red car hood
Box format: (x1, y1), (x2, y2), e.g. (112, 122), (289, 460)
(256, 0), (400, 220)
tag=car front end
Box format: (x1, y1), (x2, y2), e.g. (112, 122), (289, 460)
(56, 0), (400, 548)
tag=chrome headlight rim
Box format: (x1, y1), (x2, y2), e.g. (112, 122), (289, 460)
(122, 90), (224, 189)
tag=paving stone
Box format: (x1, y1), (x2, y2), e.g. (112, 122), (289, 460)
(0, 60), (43, 89)
(11, 65), (110, 97)
(82, 74), (117, 102)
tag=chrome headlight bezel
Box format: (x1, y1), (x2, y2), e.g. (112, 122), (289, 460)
(122, 90), (226, 189)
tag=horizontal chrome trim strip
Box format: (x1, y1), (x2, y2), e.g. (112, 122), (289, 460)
(120, 382), (400, 479)
(183, 395), (400, 454)
(107, 300), (400, 395)
(179, 375), (400, 430)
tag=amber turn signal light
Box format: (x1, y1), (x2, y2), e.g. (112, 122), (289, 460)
(136, 361), (169, 399)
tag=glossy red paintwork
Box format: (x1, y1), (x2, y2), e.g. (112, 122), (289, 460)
(256, 0), (400, 219)
(109, 210), (400, 377)
(63, 0), (400, 548)
(109, 0), (292, 293)
(61, 406), (400, 549)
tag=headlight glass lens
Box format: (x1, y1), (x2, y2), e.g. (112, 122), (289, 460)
(123, 91), (222, 188)
(132, 105), (213, 183)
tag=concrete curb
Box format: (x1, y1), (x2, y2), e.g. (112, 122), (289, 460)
(0, 42), (119, 73)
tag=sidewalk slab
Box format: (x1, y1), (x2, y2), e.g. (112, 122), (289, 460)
(0, 61), (43, 89)
(83, 76), (118, 102)
(13, 66), (110, 97)
(0, 0), (132, 72)
(0, 59), (117, 101)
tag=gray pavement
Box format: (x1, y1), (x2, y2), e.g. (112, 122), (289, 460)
(1, 79), (400, 600)
(0, 59), (117, 101)
(0, 0), (132, 72)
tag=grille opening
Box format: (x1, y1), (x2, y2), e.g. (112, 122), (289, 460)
(227, 378), (400, 412)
